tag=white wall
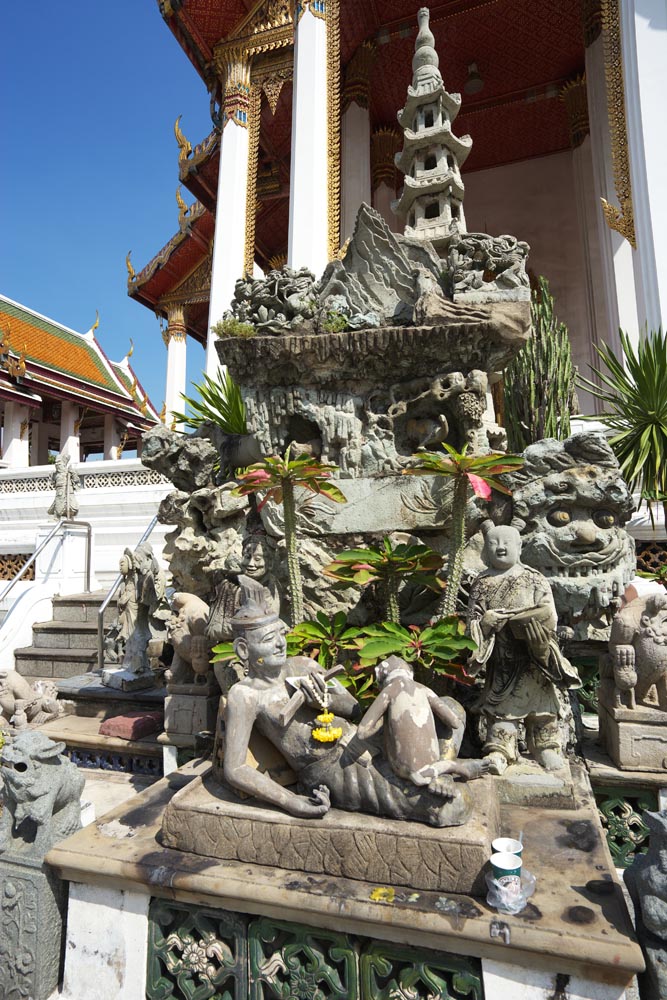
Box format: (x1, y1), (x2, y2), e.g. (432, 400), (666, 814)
(464, 151), (595, 412)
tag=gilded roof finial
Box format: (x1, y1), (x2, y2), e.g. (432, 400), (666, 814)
(176, 185), (189, 227)
(91, 310), (100, 333)
(126, 251), (136, 282)
(127, 337), (134, 359)
(174, 115), (192, 163)
(159, 402), (167, 423)
(140, 396), (148, 416)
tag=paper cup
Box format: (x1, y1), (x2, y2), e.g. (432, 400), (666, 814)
(492, 837), (523, 858)
(490, 851), (522, 891)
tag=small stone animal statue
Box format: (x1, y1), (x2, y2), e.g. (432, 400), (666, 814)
(624, 809), (667, 1000)
(608, 591), (667, 709)
(166, 592), (212, 685)
(356, 656), (488, 788)
(0, 667), (64, 729)
(0, 731), (84, 859)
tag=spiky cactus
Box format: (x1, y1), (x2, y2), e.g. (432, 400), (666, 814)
(503, 276), (578, 452)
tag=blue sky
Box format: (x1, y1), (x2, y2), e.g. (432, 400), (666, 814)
(2, 1), (215, 410)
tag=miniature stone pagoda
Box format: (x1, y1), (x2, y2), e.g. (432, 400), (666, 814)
(393, 7), (471, 248)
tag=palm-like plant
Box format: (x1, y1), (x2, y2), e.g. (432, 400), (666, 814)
(579, 328), (667, 523)
(403, 444), (523, 616)
(323, 539), (443, 624)
(350, 619), (476, 681)
(172, 367), (247, 435)
(232, 447), (346, 625)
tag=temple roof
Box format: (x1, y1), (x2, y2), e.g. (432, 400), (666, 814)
(0, 295), (159, 426)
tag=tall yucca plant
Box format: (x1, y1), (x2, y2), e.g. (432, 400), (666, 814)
(503, 276), (578, 451)
(579, 328), (667, 522)
(172, 367), (247, 435)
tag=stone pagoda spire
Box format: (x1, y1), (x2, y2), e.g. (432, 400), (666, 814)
(393, 7), (472, 250)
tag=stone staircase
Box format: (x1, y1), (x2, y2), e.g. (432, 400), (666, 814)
(14, 591), (117, 683)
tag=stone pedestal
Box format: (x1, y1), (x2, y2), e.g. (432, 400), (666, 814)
(0, 854), (67, 1000)
(496, 760), (577, 809)
(599, 691), (667, 773)
(161, 771), (499, 896)
(161, 681), (219, 749)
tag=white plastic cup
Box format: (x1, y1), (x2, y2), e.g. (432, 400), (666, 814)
(492, 837), (523, 858)
(490, 851), (522, 892)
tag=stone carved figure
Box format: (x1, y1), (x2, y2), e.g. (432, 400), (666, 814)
(0, 731), (84, 859)
(121, 542), (170, 675)
(167, 592), (213, 686)
(47, 452), (79, 519)
(466, 524), (581, 774)
(225, 266), (317, 335)
(0, 668), (64, 730)
(608, 592), (667, 709)
(221, 584), (475, 827)
(500, 432), (635, 641)
(357, 655), (488, 787)
(115, 548), (139, 652)
(624, 810), (667, 1000)
(448, 233), (530, 303)
(207, 528), (281, 645)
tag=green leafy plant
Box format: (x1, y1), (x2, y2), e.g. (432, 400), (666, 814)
(637, 564), (667, 589)
(503, 275), (578, 451)
(579, 328), (667, 523)
(403, 444), (523, 616)
(172, 367), (247, 435)
(323, 539), (443, 624)
(321, 309), (349, 334)
(233, 447), (347, 626)
(287, 610), (362, 669)
(211, 317), (256, 339)
(350, 618), (476, 682)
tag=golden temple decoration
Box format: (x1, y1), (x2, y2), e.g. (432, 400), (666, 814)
(130, 374), (139, 396)
(176, 185), (190, 227)
(159, 402), (167, 423)
(342, 40), (376, 112)
(140, 397), (149, 416)
(583, 0), (603, 47)
(262, 69), (290, 114)
(266, 252), (287, 271)
(179, 131), (219, 183)
(600, 0), (636, 248)
(371, 127), (401, 192)
(326, 0), (341, 260)
(174, 115), (192, 163)
(19, 420), (29, 441)
(90, 310), (100, 333)
(74, 408), (86, 436)
(244, 84), (262, 277)
(126, 251), (136, 283)
(127, 338), (134, 359)
(214, 2), (292, 77)
(219, 48), (252, 128)
(560, 75), (590, 149)
(5, 347), (27, 381)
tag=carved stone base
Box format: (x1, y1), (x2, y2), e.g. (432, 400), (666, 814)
(0, 855), (67, 1000)
(102, 667), (154, 692)
(494, 760), (576, 809)
(599, 697), (667, 773)
(162, 687), (218, 748)
(160, 771), (500, 896)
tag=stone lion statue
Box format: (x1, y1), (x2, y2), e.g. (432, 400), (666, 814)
(0, 731), (84, 858)
(607, 591), (667, 709)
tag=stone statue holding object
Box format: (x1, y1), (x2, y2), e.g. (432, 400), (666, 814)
(47, 452), (79, 520)
(221, 581), (483, 827)
(466, 523), (580, 774)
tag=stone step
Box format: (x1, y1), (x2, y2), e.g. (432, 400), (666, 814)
(32, 620), (100, 650)
(52, 591), (117, 625)
(14, 646), (98, 679)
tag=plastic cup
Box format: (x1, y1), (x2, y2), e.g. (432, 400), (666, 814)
(492, 837), (523, 858)
(490, 851), (522, 892)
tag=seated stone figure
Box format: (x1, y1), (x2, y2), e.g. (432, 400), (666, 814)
(222, 585), (478, 827)
(357, 655), (488, 787)
(466, 523), (580, 774)
(0, 668), (64, 730)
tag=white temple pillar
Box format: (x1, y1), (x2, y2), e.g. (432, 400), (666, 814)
(60, 401), (80, 463)
(619, 0), (667, 332)
(164, 304), (188, 427)
(371, 127), (402, 233)
(340, 42), (374, 242)
(561, 75), (613, 412)
(288, 2), (329, 276)
(104, 413), (122, 461)
(207, 52), (253, 375)
(2, 401), (30, 468)
(584, 8), (638, 350)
